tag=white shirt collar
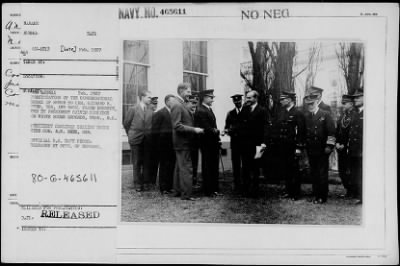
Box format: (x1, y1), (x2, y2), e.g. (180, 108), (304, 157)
(139, 102), (146, 110)
(286, 103), (294, 112)
(358, 106), (364, 113)
(202, 103), (211, 110)
(176, 95), (185, 103)
(313, 107), (319, 115)
(236, 107), (242, 114)
(251, 102), (258, 111)
(166, 106), (171, 112)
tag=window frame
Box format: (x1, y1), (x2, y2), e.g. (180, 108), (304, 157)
(183, 41), (208, 91)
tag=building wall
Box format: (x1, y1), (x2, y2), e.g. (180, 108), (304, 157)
(148, 40), (184, 99)
(122, 40), (242, 170)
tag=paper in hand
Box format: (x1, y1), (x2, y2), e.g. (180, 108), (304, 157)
(254, 145), (265, 159)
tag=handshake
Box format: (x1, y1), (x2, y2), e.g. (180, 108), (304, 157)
(194, 127), (204, 134)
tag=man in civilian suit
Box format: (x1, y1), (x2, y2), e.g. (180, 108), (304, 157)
(152, 94), (176, 194)
(239, 90), (266, 197)
(170, 83), (204, 201)
(195, 89), (223, 197)
(224, 94), (244, 193)
(123, 90), (154, 192)
(147, 96), (160, 185)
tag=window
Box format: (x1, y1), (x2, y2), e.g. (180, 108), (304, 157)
(183, 41), (208, 91)
(123, 40), (149, 120)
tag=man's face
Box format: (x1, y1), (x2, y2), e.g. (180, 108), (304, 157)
(342, 101), (353, 111)
(186, 101), (196, 112)
(233, 99), (242, 109)
(245, 92), (256, 105)
(166, 97), (176, 109)
(306, 99), (318, 112)
(203, 95), (214, 106)
(142, 93), (152, 105)
(279, 97), (290, 108)
(181, 87), (192, 100)
(354, 96), (363, 107)
(150, 103), (157, 111)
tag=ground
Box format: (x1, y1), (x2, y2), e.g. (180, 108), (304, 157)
(120, 166), (362, 224)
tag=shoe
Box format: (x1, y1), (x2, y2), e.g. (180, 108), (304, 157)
(161, 190), (171, 195)
(173, 192), (181, 197)
(135, 187), (144, 192)
(181, 197), (197, 201)
(213, 192), (223, 197)
(354, 199), (362, 205)
(290, 197), (298, 201)
(312, 198), (326, 204)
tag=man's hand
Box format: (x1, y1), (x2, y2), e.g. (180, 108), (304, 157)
(335, 143), (344, 150)
(260, 143), (267, 151)
(194, 127), (204, 134)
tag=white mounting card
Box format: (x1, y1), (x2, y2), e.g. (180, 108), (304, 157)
(1, 3), (398, 264)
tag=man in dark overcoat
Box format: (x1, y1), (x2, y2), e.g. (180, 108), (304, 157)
(348, 91), (364, 204)
(194, 89), (222, 197)
(335, 94), (355, 197)
(239, 90), (266, 198)
(303, 93), (336, 204)
(224, 94), (244, 193)
(152, 94), (176, 194)
(264, 91), (305, 200)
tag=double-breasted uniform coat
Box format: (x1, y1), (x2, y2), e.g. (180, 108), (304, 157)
(304, 108), (335, 202)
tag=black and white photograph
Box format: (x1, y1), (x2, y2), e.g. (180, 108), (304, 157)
(120, 40), (364, 225)
(2, 3), (398, 264)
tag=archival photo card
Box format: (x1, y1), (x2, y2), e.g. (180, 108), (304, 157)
(120, 39), (364, 225)
(2, 3), (398, 264)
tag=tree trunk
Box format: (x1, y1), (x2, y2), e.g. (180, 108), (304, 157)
(248, 42), (267, 106)
(348, 43), (363, 94)
(273, 42), (296, 99)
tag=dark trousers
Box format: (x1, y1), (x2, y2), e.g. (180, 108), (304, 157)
(337, 150), (351, 191)
(263, 144), (280, 181)
(278, 145), (301, 197)
(191, 148), (199, 184)
(145, 149), (158, 185)
(130, 143), (151, 188)
(308, 154), (329, 201)
(231, 143), (243, 191)
(350, 156), (362, 200)
(159, 148), (176, 192)
(200, 144), (220, 195)
(241, 145), (260, 197)
(173, 150), (193, 199)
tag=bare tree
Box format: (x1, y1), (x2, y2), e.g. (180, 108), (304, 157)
(241, 41), (296, 107)
(336, 42), (364, 95)
(305, 42), (323, 91)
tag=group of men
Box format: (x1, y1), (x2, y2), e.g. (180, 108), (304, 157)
(225, 86), (363, 204)
(123, 82), (363, 204)
(123, 83), (222, 201)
